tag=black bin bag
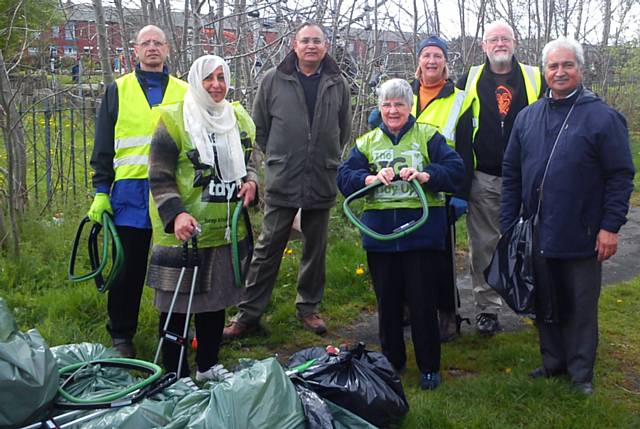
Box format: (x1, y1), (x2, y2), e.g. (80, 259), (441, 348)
(287, 343), (409, 428)
(484, 215), (536, 316)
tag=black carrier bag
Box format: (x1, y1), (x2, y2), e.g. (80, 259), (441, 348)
(287, 342), (409, 428)
(484, 215), (536, 316)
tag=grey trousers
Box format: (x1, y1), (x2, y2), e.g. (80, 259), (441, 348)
(467, 171), (503, 313)
(533, 255), (601, 384)
(232, 205), (330, 325)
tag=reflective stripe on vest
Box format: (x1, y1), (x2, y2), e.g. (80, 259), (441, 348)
(411, 89), (467, 146)
(114, 135), (151, 151)
(113, 73), (188, 181)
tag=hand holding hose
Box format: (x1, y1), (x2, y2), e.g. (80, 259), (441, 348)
(174, 212), (200, 241)
(399, 167), (430, 184)
(87, 193), (113, 224)
(365, 167), (395, 186)
(237, 180), (257, 207)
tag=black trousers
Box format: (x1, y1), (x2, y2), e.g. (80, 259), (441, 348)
(367, 250), (440, 374)
(159, 310), (225, 375)
(106, 226), (152, 340)
(434, 210), (457, 312)
(533, 254), (601, 384)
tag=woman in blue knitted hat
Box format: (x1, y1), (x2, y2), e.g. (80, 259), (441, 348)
(413, 36), (476, 343)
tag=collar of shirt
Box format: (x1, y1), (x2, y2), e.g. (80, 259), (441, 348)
(547, 85), (583, 105)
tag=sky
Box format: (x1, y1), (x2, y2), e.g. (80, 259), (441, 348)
(115, 0), (640, 43)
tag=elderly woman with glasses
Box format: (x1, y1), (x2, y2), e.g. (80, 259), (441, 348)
(147, 55), (257, 381)
(337, 78), (465, 390)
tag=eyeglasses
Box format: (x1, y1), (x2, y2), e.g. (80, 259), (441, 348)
(380, 101), (408, 110)
(484, 36), (513, 44)
(137, 40), (166, 48)
(297, 37), (324, 45)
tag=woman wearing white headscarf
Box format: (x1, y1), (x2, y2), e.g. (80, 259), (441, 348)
(147, 55), (257, 380)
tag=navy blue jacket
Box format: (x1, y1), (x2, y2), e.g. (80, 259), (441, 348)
(337, 117), (465, 252)
(501, 87), (635, 258)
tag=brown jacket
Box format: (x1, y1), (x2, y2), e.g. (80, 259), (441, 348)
(252, 51), (352, 209)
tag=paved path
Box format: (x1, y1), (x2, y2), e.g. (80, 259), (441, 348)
(330, 206), (640, 345)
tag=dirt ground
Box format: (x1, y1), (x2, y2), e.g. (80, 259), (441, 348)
(326, 205), (640, 347)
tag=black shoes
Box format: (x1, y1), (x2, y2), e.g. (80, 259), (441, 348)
(475, 313), (500, 335)
(573, 382), (594, 395)
(111, 338), (136, 358)
(529, 367), (566, 378)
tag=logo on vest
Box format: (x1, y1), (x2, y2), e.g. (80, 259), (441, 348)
(201, 178), (240, 203)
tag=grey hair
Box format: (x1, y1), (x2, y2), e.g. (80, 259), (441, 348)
(542, 37), (585, 69)
(377, 78), (413, 107)
(483, 20), (515, 41)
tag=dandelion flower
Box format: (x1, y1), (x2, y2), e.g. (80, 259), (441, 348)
(355, 267), (365, 276)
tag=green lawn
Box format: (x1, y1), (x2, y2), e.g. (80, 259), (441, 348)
(0, 133), (638, 428)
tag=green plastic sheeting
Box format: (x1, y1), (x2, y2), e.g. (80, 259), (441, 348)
(47, 342), (194, 429)
(164, 358), (307, 429)
(327, 400), (379, 429)
(76, 379), (196, 429)
(0, 298), (59, 428)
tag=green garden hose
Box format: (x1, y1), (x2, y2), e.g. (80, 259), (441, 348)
(231, 200), (254, 288)
(343, 177), (429, 241)
(68, 212), (124, 293)
(56, 358), (167, 409)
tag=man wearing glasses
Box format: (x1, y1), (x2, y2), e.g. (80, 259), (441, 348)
(88, 25), (187, 357)
(457, 20), (545, 335)
(223, 22), (352, 339)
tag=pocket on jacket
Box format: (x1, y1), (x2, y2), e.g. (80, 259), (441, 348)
(309, 159), (339, 200)
(264, 154), (289, 194)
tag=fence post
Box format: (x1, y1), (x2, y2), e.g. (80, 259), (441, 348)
(57, 92), (64, 194)
(32, 105), (38, 201)
(70, 107), (76, 196)
(82, 91), (88, 188)
(44, 98), (53, 200)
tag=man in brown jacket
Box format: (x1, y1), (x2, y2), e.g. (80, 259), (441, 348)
(223, 22), (352, 338)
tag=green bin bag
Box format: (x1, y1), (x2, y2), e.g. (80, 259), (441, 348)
(0, 298), (59, 428)
(165, 358), (306, 429)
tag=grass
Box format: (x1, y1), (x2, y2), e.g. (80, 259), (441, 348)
(2, 198), (639, 428)
(399, 280), (640, 428)
(0, 132), (638, 428)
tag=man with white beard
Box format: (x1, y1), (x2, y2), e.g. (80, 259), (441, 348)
(457, 21), (545, 335)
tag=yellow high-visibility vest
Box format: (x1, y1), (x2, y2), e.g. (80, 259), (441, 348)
(113, 73), (188, 181)
(411, 87), (468, 148)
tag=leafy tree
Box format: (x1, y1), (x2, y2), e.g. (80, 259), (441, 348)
(0, 0), (62, 58)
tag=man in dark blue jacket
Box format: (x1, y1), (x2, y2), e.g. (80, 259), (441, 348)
(501, 37), (635, 395)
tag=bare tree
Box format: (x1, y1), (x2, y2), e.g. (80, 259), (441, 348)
(113, 0), (133, 73)
(0, 50), (26, 255)
(92, 0), (114, 85)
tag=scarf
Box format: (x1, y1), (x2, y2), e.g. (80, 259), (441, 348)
(183, 55), (246, 182)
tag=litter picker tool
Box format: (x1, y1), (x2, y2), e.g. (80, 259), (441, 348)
(153, 234), (200, 378)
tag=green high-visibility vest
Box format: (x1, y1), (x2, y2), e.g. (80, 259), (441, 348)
(461, 62), (541, 139)
(411, 87), (468, 147)
(149, 101), (256, 248)
(356, 123), (446, 211)
(113, 73), (188, 181)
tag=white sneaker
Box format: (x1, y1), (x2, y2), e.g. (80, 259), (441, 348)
(195, 363), (233, 382)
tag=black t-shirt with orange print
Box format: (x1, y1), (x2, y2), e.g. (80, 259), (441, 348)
(456, 57), (543, 177)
